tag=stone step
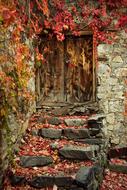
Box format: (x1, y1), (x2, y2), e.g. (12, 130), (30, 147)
(9, 164), (103, 189)
(20, 155), (53, 167)
(77, 138), (105, 145)
(50, 143), (99, 161)
(36, 102), (99, 116)
(32, 127), (102, 140)
(63, 128), (91, 139)
(19, 144), (99, 168)
(108, 163), (127, 174)
(31, 113), (104, 127)
(108, 145), (127, 159)
(36, 116), (88, 127)
(58, 145), (99, 161)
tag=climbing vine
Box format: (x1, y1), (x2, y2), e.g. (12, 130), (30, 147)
(0, 1), (33, 121)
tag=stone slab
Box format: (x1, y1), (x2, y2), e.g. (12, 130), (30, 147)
(31, 129), (39, 136)
(108, 146), (127, 158)
(20, 155), (53, 167)
(55, 176), (73, 187)
(76, 166), (94, 187)
(9, 174), (26, 186)
(89, 128), (101, 136)
(37, 117), (46, 124)
(88, 114), (105, 121)
(77, 138), (105, 145)
(39, 128), (62, 139)
(76, 165), (102, 189)
(29, 176), (54, 188)
(64, 119), (86, 127)
(109, 163), (127, 174)
(63, 128), (90, 139)
(59, 145), (99, 160)
(47, 117), (62, 125)
(88, 120), (102, 129)
(29, 175), (73, 188)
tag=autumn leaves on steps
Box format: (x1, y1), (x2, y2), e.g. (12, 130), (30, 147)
(6, 114), (106, 189)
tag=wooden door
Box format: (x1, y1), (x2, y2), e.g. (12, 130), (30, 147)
(36, 35), (95, 104)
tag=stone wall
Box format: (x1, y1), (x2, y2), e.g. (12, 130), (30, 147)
(0, 33), (36, 188)
(97, 30), (127, 145)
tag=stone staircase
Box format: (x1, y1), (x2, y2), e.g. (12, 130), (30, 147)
(6, 112), (107, 190)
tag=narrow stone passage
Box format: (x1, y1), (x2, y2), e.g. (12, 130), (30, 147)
(4, 112), (106, 189)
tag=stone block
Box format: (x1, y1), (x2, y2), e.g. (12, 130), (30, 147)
(47, 117), (62, 125)
(39, 128), (62, 139)
(106, 113), (115, 124)
(97, 44), (113, 56)
(115, 67), (127, 77)
(112, 55), (123, 63)
(76, 166), (94, 187)
(20, 155), (53, 167)
(108, 146), (127, 158)
(109, 164), (127, 174)
(59, 145), (99, 160)
(37, 117), (46, 124)
(89, 128), (101, 136)
(63, 128), (90, 139)
(9, 174), (26, 186)
(77, 139), (105, 145)
(55, 176), (73, 187)
(76, 165), (103, 189)
(31, 129), (39, 136)
(88, 120), (102, 129)
(29, 176), (54, 188)
(108, 100), (120, 112)
(64, 119), (86, 127)
(98, 64), (111, 76)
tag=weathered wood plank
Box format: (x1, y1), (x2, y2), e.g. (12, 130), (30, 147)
(36, 35), (94, 104)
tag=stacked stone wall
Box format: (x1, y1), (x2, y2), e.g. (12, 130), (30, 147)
(97, 31), (127, 145)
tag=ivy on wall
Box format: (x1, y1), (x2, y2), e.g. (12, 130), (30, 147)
(0, 0), (127, 120)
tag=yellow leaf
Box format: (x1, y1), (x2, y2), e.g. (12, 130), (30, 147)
(0, 108), (6, 116)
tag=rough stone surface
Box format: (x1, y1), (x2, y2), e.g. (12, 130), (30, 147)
(88, 120), (102, 129)
(29, 176), (54, 188)
(20, 155), (53, 167)
(39, 128), (62, 139)
(97, 31), (127, 145)
(76, 165), (103, 189)
(59, 145), (99, 160)
(76, 166), (95, 187)
(108, 146), (127, 158)
(89, 128), (101, 136)
(55, 176), (73, 187)
(77, 138), (105, 145)
(63, 128), (90, 139)
(47, 117), (62, 125)
(31, 129), (38, 136)
(64, 119), (86, 127)
(9, 175), (26, 186)
(37, 117), (46, 124)
(29, 175), (73, 188)
(109, 164), (127, 174)
(0, 31), (35, 187)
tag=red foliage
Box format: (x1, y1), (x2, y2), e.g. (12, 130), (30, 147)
(0, 0), (127, 116)
(101, 169), (127, 190)
(14, 0), (127, 42)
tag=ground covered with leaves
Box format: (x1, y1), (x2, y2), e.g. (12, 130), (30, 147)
(100, 170), (127, 190)
(3, 114), (127, 189)
(4, 170), (127, 190)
